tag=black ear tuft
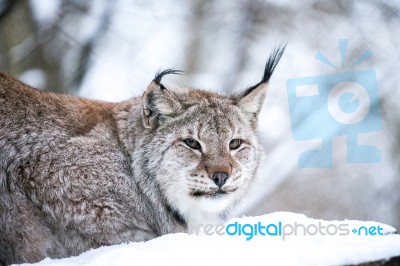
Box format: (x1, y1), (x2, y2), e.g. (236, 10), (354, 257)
(143, 70), (185, 129)
(261, 44), (286, 83)
(232, 45), (286, 129)
(240, 44), (286, 98)
(153, 69), (184, 87)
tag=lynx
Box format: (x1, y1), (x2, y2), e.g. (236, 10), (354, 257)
(0, 47), (285, 265)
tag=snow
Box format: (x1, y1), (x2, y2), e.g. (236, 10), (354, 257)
(17, 213), (400, 266)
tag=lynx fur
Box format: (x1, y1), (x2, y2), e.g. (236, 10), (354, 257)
(0, 47), (285, 265)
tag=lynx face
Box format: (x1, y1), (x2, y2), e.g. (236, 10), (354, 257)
(151, 91), (263, 215)
(139, 46), (285, 221)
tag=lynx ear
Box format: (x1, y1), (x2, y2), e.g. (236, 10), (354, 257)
(142, 69), (184, 129)
(235, 45), (286, 129)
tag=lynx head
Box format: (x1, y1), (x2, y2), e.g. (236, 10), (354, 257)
(139, 47), (285, 222)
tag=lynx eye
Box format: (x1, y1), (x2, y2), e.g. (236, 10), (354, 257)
(229, 139), (242, 150)
(184, 138), (201, 150)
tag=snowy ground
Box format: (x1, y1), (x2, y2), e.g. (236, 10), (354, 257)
(17, 212), (400, 266)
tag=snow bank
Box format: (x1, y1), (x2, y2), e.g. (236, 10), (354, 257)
(19, 212), (400, 266)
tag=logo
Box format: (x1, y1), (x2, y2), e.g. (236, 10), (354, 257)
(194, 221), (384, 241)
(286, 39), (382, 168)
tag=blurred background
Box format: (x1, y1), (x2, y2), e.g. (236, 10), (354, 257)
(0, 0), (399, 229)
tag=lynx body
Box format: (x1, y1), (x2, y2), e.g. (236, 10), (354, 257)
(0, 47), (284, 265)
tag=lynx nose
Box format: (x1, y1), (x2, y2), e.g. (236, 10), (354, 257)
(212, 172), (229, 188)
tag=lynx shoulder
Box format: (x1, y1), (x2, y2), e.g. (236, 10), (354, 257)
(0, 46), (285, 265)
